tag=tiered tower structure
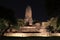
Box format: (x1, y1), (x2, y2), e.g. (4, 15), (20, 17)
(24, 6), (33, 25)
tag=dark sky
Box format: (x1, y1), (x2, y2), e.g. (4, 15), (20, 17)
(0, 0), (58, 21)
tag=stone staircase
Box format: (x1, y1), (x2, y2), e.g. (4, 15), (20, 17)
(18, 26), (40, 33)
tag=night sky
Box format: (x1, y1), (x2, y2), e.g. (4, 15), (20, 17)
(0, 0), (58, 21)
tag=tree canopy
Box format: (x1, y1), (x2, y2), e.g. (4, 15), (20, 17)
(0, 6), (17, 25)
(0, 6), (17, 35)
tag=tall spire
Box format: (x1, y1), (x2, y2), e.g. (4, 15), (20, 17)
(25, 6), (32, 25)
(25, 6), (32, 18)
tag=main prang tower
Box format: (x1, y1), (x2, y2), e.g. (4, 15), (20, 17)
(24, 6), (33, 25)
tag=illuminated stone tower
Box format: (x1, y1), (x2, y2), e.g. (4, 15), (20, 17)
(24, 6), (33, 25)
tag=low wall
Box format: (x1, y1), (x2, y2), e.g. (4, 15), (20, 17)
(3, 33), (60, 37)
(4, 33), (50, 37)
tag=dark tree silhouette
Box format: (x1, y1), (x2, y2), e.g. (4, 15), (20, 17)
(0, 6), (17, 36)
(46, 0), (60, 33)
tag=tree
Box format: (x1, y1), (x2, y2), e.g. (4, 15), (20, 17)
(0, 18), (6, 30)
(56, 16), (60, 32)
(17, 19), (25, 26)
(0, 6), (17, 36)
